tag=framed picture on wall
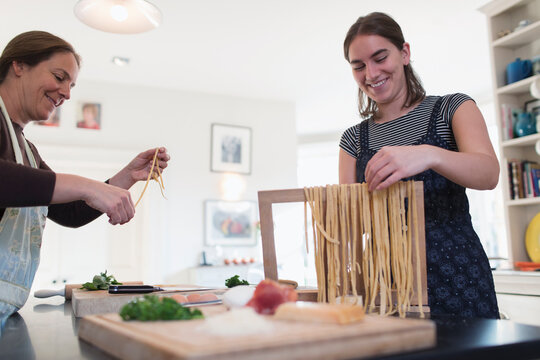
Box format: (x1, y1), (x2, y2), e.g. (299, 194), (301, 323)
(35, 107), (61, 127)
(211, 123), (251, 174)
(204, 200), (258, 246)
(76, 102), (101, 130)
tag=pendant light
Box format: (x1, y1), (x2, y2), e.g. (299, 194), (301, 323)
(74, 0), (162, 34)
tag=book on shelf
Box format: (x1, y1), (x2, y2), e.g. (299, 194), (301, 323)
(500, 104), (521, 141)
(507, 160), (540, 200)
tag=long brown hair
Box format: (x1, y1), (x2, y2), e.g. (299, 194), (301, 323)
(343, 12), (425, 119)
(0, 31), (81, 84)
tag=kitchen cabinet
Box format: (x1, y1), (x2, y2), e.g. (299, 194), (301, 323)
(493, 270), (540, 326)
(480, 0), (540, 265)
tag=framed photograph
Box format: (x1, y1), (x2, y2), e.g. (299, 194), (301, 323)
(35, 107), (60, 127)
(204, 200), (258, 246)
(76, 102), (101, 130)
(211, 124), (251, 174)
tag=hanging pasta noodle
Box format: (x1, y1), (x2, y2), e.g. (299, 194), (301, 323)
(303, 181), (424, 318)
(135, 148), (166, 207)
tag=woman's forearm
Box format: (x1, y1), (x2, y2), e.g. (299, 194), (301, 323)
(52, 173), (135, 225)
(428, 145), (499, 190)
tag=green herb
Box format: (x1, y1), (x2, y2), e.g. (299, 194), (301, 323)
(119, 295), (204, 321)
(225, 275), (249, 288)
(81, 270), (122, 291)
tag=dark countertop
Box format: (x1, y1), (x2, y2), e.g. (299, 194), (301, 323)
(1, 296), (540, 360)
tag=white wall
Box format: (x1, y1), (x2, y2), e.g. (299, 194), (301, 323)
(25, 79), (298, 287)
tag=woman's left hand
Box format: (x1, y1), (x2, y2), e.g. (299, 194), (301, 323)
(109, 147), (170, 189)
(365, 145), (433, 191)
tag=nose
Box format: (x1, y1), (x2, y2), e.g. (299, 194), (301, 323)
(365, 62), (380, 82)
(59, 83), (71, 101)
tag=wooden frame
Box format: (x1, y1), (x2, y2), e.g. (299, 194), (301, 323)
(76, 102), (102, 130)
(210, 123), (252, 174)
(204, 199), (258, 247)
(257, 182), (428, 308)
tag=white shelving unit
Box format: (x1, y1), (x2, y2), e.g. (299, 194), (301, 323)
(481, 1), (540, 325)
(480, 0), (540, 266)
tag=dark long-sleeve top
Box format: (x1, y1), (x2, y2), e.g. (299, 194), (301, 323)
(0, 111), (103, 228)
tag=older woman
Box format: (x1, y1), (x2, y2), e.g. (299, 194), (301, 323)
(0, 31), (170, 327)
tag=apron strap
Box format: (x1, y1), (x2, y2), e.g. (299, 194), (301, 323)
(0, 95), (38, 168)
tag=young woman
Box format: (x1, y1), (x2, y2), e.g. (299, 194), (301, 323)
(339, 13), (500, 318)
(0, 31), (170, 327)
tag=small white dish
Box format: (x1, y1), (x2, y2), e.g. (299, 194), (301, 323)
(222, 285), (255, 309)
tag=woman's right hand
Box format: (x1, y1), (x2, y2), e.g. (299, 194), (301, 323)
(52, 174), (135, 225)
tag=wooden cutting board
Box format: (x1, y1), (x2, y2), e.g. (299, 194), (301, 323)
(78, 307), (436, 360)
(71, 286), (227, 317)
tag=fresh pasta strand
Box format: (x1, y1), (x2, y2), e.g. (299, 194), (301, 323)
(304, 181), (423, 317)
(135, 148), (166, 207)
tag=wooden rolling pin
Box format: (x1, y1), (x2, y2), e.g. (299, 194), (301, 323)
(34, 281), (143, 300)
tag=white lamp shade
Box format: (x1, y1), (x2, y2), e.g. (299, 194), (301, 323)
(74, 0), (162, 34)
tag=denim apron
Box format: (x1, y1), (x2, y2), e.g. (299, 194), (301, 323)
(356, 97), (499, 318)
(0, 96), (48, 329)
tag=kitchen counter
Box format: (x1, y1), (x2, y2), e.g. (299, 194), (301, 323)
(1, 296), (540, 360)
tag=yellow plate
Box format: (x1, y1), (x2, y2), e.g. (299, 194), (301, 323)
(525, 213), (540, 262)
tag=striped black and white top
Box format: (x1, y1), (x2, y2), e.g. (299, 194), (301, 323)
(339, 94), (472, 158)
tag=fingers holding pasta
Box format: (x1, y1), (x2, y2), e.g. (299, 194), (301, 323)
(365, 145), (434, 191)
(109, 147), (170, 190)
(134, 147), (170, 182)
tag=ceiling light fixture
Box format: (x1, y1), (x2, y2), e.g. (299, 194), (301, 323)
(74, 0), (162, 34)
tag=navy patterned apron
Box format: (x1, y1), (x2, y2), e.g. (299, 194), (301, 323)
(355, 97), (499, 318)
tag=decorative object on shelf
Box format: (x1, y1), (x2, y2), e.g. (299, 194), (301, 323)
(525, 213), (540, 262)
(496, 29), (512, 38)
(514, 19), (531, 31)
(531, 76), (540, 99)
(211, 124), (252, 174)
(514, 112), (536, 137)
(533, 56), (540, 76)
(74, 0), (162, 34)
(525, 99), (540, 120)
(535, 140), (540, 156)
(514, 261), (540, 271)
(506, 58), (533, 85)
(204, 200), (258, 246)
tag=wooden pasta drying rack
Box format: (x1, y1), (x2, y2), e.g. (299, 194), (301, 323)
(257, 181), (429, 310)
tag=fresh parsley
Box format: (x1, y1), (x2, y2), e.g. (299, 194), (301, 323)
(225, 275), (249, 288)
(120, 295), (204, 321)
(81, 270), (122, 290)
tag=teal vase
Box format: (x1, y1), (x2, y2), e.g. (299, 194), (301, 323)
(515, 112), (536, 137)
